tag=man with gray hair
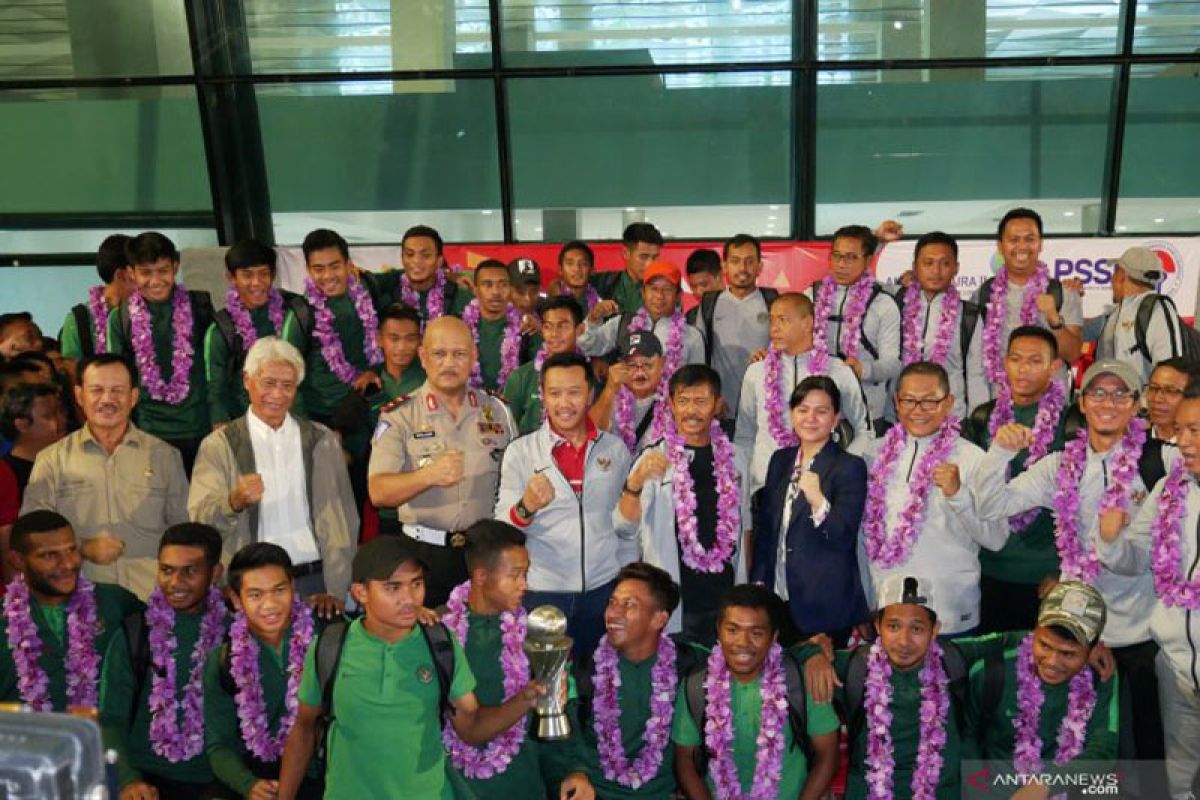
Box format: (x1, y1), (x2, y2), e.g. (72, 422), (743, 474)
(188, 337), (355, 611)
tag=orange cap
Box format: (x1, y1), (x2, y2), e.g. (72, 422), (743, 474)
(642, 261), (681, 286)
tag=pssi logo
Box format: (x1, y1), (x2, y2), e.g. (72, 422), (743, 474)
(1142, 241), (1184, 296)
(1050, 240), (1184, 295)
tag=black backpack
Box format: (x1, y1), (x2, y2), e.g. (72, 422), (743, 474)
(977, 276), (1064, 321)
(118, 290), (216, 378)
(212, 290), (299, 385)
(1128, 294), (1200, 363)
(69, 303), (98, 357)
(122, 613), (153, 727)
(573, 636), (705, 732)
(690, 288), (780, 366)
(813, 283), (897, 361)
(590, 271), (624, 303)
(287, 274), (387, 353)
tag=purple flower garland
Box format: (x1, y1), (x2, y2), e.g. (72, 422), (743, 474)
(561, 283), (600, 312)
(1012, 634), (1096, 776)
(400, 268), (447, 322)
(223, 285), (284, 348)
(2, 574), (101, 711)
(127, 285), (194, 404)
(901, 284), (960, 367)
(661, 417), (741, 572)
(989, 378), (1068, 531)
(461, 300), (522, 390)
(981, 263), (1050, 385)
(87, 285), (109, 353)
(303, 277), (382, 386)
(862, 416), (962, 569)
(703, 642), (787, 800)
(1052, 418), (1147, 582)
(810, 273), (875, 372)
(228, 597), (314, 762)
(146, 585), (227, 762)
(441, 581), (529, 778)
(592, 633), (677, 789)
(1150, 460), (1200, 609)
(614, 310), (686, 451)
(763, 347), (800, 448)
(863, 638), (949, 800)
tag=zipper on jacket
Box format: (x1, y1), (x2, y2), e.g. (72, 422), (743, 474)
(551, 437), (599, 593)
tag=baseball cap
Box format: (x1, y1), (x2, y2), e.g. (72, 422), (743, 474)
(507, 257), (541, 287)
(352, 536), (427, 583)
(875, 575), (940, 620)
(619, 330), (663, 361)
(1115, 246), (1164, 285)
(1038, 581), (1106, 646)
(1081, 359), (1142, 394)
(643, 261), (681, 287)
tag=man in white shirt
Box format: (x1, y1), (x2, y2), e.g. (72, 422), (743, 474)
(1096, 246), (1187, 382)
(189, 337), (356, 607)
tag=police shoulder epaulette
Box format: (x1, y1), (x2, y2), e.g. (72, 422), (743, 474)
(380, 395), (412, 414)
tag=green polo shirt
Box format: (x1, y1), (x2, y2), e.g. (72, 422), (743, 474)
(475, 319), (539, 394)
(205, 303), (286, 424)
(965, 401), (1069, 584)
(671, 667), (839, 799)
(593, 271), (643, 315)
(0, 582), (142, 709)
(100, 606), (228, 788)
(297, 619), (475, 800)
(107, 291), (211, 440)
(60, 302), (105, 358)
(377, 271), (474, 321)
(281, 293), (376, 420)
(502, 361), (545, 435)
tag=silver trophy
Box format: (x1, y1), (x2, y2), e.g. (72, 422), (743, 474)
(524, 605), (573, 740)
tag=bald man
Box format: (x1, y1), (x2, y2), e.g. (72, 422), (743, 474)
(367, 317), (516, 606)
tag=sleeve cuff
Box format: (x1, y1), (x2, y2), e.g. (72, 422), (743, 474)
(510, 505), (532, 528)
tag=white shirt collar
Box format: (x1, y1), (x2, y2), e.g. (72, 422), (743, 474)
(247, 408), (295, 438)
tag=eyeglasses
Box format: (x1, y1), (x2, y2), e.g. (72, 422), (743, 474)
(896, 396), (948, 412)
(1146, 383), (1185, 398)
(830, 251), (865, 264)
(1081, 388), (1137, 405)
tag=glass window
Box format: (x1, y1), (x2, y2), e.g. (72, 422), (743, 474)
(499, 0), (791, 69)
(507, 72), (792, 241)
(1133, 1), (1200, 53)
(816, 66), (1115, 235)
(1115, 64), (1200, 234)
(256, 80), (503, 244)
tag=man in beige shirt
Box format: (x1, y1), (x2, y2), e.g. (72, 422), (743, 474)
(21, 353), (189, 599)
(368, 316), (515, 607)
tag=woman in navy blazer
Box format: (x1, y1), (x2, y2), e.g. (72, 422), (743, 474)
(750, 376), (870, 644)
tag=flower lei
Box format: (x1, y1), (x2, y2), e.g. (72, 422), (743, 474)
(127, 285), (194, 403)
(87, 285), (109, 353)
(562, 283), (600, 312)
(304, 277), (382, 386)
(661, 418), (741, 572)
(811, 273), (875, 370)
(400, 268), (447, 321)
(981, 263), (1050, 385)
(1013, 634), (1096, 776)
(2, 574), (101, 711)
(901, 283), (960, 367)
(703, 642), (787, 800)
(763, 347), (800, 448)
(461, 300), (522, 390)
(989, 378), (1068, 531)
(863, 416), (962, 568)
(1150, 460), (1200, 609)
(863, 638), (949, 800)
(1052, 418), (1147, 582)
(613, 310), (686, 451)
(228, 597), (314, 762)
(146, 585), (227, 762)
(441, 581), (529, 778)
(223, 285), (284, 349)
(592, 633), (678, 788)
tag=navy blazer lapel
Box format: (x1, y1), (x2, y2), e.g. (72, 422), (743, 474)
(787, 439), (839, 528)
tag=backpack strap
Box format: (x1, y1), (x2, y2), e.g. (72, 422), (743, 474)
(841, 644), (870, 750)
(123, 612), (151, 727)
(444, 278), (459, 312)
(684, 667), (710, 775)
(573, 652), (597, 730)
(313, 619), (351, 762)
(941, 641), (972, 735)
(760, 287), (780, 308)
(634, 400), (658, 449)
(1047, 279), (1064, 312)
(421, 622), (457, 721)
(213, 309), (244, 384)
(1133, 294), (1172, 362)
(285, 294), (314, 352)
(960, 299), (981, 373)
(969, 400), (996, 442)
(1138, 437), (1166, 493)
(699, 290), (721, 366)
(218, 641), (237, 696)
(72, 303), (96, 357)
(977, 277), (995, 319)
(781, 649), (814, 764)
(976, 652), (1007, 750)
(189, 290), (216, 338)
(118, 302), (133, 353)
(615, 312), (634, 358)
(591, 271), (622, 301)
(854, 285), (889, 360)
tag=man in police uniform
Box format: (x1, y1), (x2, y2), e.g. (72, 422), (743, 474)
(367, 316), (515, 607)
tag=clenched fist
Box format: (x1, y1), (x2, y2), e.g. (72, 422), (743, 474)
(1098, 508), (1129, 543)
(229, 473), (265, 512)
(797, 468), (825, 508)
(424, 449), (465, 488)
(522, 472), (557, 513)
(589, 299), (620, 323)
(932, 463), (961, 497)
(993, 423), (1034, 453)
(630, 451), (669, 491)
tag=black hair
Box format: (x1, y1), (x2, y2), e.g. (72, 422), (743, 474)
(998, 207), (1044, 239)
(0, 382), (61, 440)
(537, 295), (584, 326)
(1045, 624), (1099, 649)
(126, 232), (179, 266)
(913, 231), (959, 261)
(558, 240), (594, 268)
(464, 519), (527, 573)
(622, 222), (664, 249)
(0, 361), (46, 392)
(159, 522), (223, 567)
(615, 562), (681, 615)
(541, 351), (594, 386)
(0, 312), (34, 341)
(402, 225), (445, 255)
(1182, 376), (1200, 401)
(224, 239), (278, 276)
(716, 584), (784, 635)
(789, 374), (842, 414)
(896, 361), (950, 396)
(685, 248), (722, 277)
(473, 259), (510, 282)
(41, 337), (59, 353)
(227, 542), (293, 594)
(668, 363), (721, 398)
(76, 353), (135, 387)
(1153, 357), (1200, 380)
(723, 233), (762, 260)
(302, 228), (350, 262)
(11, 510), (73, 554)
(832, 224), (879, 257)
(1008, 325), (1059, 359)
(97, 234), (132, 284)
(377, 303), (423, 330)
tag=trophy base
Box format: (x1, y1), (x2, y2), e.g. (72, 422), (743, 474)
(536, 713), (571, 741)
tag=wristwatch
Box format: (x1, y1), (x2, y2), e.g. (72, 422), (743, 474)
(1048, 317), (1065, 331)
(515, 499), (534, 520)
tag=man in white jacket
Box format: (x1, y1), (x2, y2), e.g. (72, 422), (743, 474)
(495, 351), (634, 657)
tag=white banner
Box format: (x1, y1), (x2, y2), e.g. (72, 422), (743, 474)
(875, 237), (1200, 320)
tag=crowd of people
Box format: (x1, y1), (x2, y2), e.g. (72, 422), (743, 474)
(0, 209), (1197, 800)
